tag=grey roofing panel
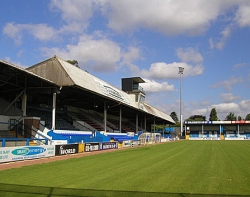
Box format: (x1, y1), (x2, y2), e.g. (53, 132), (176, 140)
(26, 56), (174, 123)
(58, 57), (174, 123)
(57, 57), (138, 108)
(0, 59), (58, 86)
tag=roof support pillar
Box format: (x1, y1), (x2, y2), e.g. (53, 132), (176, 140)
(22, 90), (27, 116)
(163, 121), (164, 137)
(52, 92), (56, 130)
(202, 124), (204, 139)
(104, 101), (107, 133)
(21, 90), (27, 136)
(144, 115), (146, 132)
(136, 114), (138, 133)
(237, 124), (240, 137)
(185, 124), (187, 137)
(119, 106), (122, 133)
(153, 117), (155, 133)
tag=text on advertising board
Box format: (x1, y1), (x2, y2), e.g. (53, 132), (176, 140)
(85, 143), (100, 152)
(55, 144), (79, 156)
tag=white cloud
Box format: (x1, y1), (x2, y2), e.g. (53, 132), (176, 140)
(235, 4), (250, 27)
(4, 57), (28, 68)
(182, 100), (249, 121)
(57, 22), (83, 35)
(140, 78), (175, 93)
(3, 22), (58, 44)
(3, 22), (23, 45)
(220, 93), (241, 103)
(102, 0), (237, 36)
(233, 62), (246, 69)
(209, 26), (232, 50)
(197, 99), (250, 120)
(140, 62), (204, 79)
(120, 46), (142, 75)
(47, 0), (249, 38)
(238, 100), (250, 110)
(211, 76), (243, 91)
(29, 24), (57, 41)
(122, 46), (141, 65)
(212, 102), (241, 115)
(176, 48), (203, 63)
(190, 108), (208, 117)
(41, 33), (123, 72)
(50, 0), (95, 25)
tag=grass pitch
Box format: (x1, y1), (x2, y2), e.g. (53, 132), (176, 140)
(0, 140), (250, 197)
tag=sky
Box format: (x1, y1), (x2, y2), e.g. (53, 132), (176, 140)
(1, 0), (250, 121)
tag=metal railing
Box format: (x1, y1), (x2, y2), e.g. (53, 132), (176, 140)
(0, 119), (50, 147)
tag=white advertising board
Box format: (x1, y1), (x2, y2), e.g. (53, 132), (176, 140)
(0, 145), (55, 163)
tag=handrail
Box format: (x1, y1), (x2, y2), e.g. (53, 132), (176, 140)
(0, 138), (48, 147)
(13, 119), (36, 139)
(0, 119), (51, 147)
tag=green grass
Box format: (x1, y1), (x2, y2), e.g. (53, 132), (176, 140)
(0, 141), (250, 197)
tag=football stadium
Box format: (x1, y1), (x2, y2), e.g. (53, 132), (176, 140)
(0, 57), (250, 197)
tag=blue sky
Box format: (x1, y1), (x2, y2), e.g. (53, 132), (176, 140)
(1, 0), (250, 120)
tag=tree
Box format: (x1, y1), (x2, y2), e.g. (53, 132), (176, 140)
(225, 112), (237, 121)
(245, 113), (250, 120)
(238, 116), (242, 121)
(186, 115), (206, 121)
(209, 108), (219, 121)
(170, 111), (179, 124)
(66, 60), (79, 67)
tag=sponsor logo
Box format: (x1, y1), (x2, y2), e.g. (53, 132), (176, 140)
(85, 144), (99, 152)
(12, 147), (46, 156)
(94, 78), (127, 103)
(101, 142), (118, 150)
(59, 146), (76, 155)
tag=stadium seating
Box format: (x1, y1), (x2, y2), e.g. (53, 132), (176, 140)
(27, 108), (77, 130)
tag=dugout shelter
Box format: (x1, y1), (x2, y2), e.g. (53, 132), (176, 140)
(185, 120), (250, 140)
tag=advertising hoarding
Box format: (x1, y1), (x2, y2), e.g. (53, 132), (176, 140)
(85, 143), (100, 152)
(55, 144), (79, 156)
(100, 142), (118, 150)
(0, 145), (55, 163)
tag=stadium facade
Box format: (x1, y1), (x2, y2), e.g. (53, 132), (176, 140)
(0, 56), (175, 148)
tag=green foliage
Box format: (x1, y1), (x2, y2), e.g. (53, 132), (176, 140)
(245, 113), (250, 120)
(66, 60), (79, 67)
(1, 141), (250, 196)
(186, 114), (206, 121)
(151, 124), (164, 131)
(151, 124), (173, 133)
(170, 111), (179, 123)
(209, 108), (219, 121)
(225, 112), (237, 121)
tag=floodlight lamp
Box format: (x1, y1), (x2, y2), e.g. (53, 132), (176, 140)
(178, 67), (184, 74)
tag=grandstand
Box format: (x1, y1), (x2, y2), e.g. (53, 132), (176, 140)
(185, 120), (250, 140)
(0, 57), (175, 149)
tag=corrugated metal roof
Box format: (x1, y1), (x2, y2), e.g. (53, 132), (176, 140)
(143, 103), (175, 123)
(28, 56), (175, 124)
(57, 57), (138, 108)
(0, 59), (59, 86)
(57, 57), (174, 123)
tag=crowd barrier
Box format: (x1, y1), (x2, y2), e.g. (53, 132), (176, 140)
(0, 140), (141, 164)
(0, 145), (55, 163)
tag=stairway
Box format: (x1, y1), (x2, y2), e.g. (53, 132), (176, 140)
(0, 130), (16, 138)
(29, 140), (37, 146)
